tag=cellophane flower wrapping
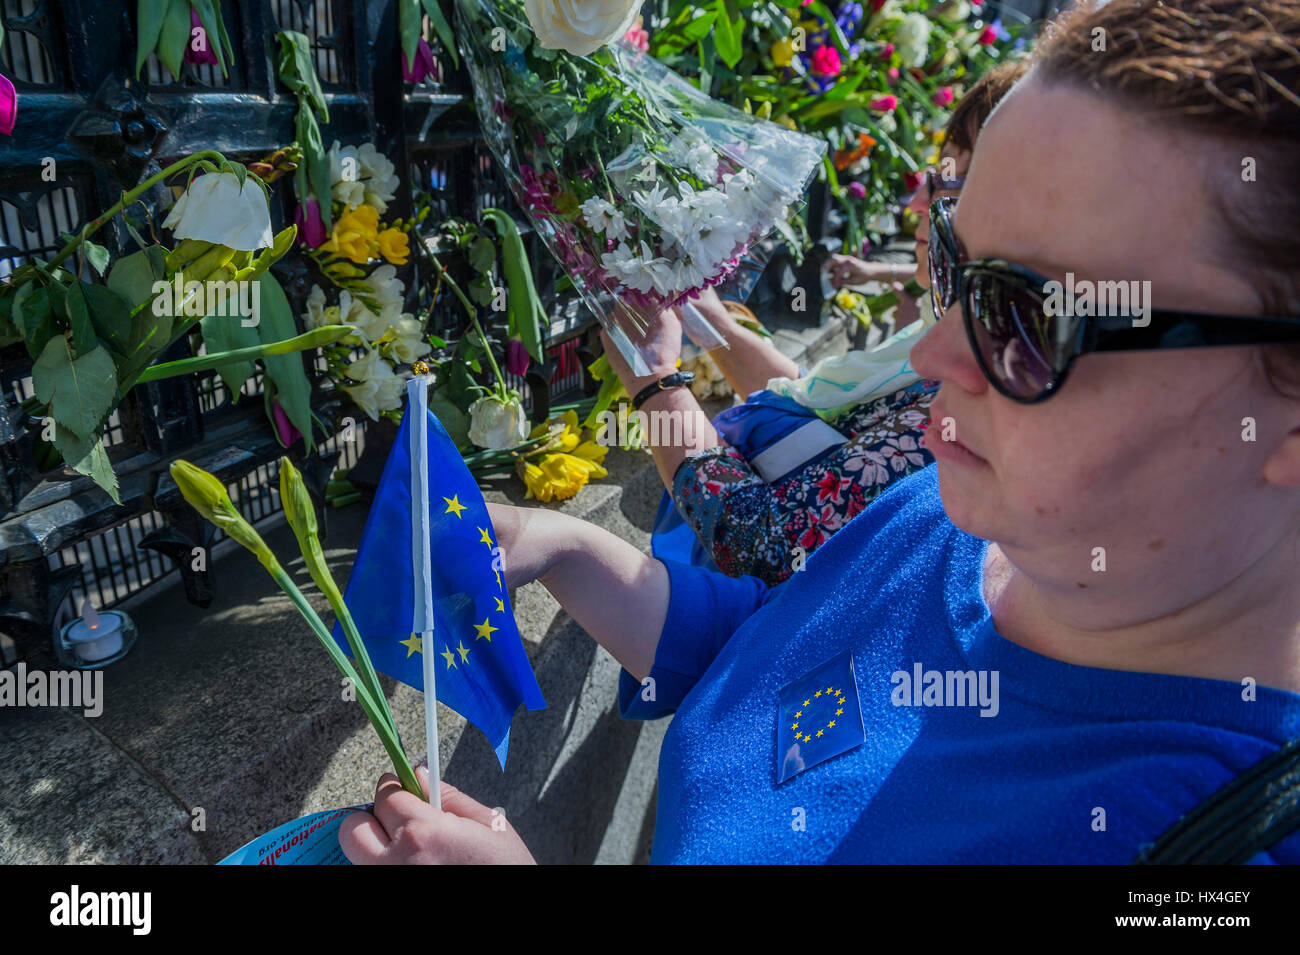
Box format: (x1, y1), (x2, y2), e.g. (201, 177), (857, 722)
(457, 0), (827, 376)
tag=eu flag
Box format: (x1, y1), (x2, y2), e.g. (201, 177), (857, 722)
(332, 381), (545, 768)
(775, 651), (865, 784)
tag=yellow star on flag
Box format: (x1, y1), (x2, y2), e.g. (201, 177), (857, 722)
(494, 597), (505, 613)
(836, 708), (844, 716)
(441, 645), (456, 669)
(475, 617), (498, 642)
(478, 526), (493, 549)
(816, 729), (824, 738)
(803, 699), (811, 707)
(457, 640), (471, 663)
(791, 722), (799, 730)
(814, 689), (822, 698)
(399, 634), (422, 658)
(443, 495), (467, 518)
(828, 720), (836, 729)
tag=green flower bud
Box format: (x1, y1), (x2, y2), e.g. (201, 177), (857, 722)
(278, 457), (341, 605)
(169, 459), (278, 571)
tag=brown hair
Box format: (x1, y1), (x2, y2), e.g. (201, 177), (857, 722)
(1029, 0), (1300, 391)
(945, 59), (1032, 154)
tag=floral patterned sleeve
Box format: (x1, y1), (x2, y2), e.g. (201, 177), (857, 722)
(671, 380), (939, 586)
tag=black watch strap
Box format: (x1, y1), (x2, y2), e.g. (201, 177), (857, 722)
(632, 371), (695, 410)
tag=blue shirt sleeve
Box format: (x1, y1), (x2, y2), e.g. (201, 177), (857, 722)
(618, 557), (773, 720)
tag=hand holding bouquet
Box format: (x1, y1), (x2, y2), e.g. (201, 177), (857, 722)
(457, 0), (826, 375)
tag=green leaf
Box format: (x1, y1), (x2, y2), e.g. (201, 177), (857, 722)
(65, 281), (98, 356)
(713, 0), (742, 69)
(468, 235), (495, 273)
(296, 104), (333, 232)
(199, 309), (260, 397)
(682, 10), (719, 42)
(33, 338), (118, 440)
(254, 274), (315, 452)
(276, 30), (329, 121)
(399, 0), (422, 71)
(53, 426), (120, 504)
(483, 209), (545, 364)
(135, 0), (169, 78)
(84, 285), (134, 359)
(17, 285), (56, 360)
(157, 0), (192, 81)
(420, 0), (458, 67)
(428, 386), (471, 450)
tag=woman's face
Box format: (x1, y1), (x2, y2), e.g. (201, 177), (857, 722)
(909, 76), (1300, 626)
(909, 143), (971, 288)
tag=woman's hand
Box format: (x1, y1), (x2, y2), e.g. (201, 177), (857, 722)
(599, 305), (683, 396)
(829, 253), (900, 288)
(339, 766), (536, 865)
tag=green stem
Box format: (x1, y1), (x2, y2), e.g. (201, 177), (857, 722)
(427, 250), (509, 397)
(48, 150), (226, 271)
(269, 563), (423, 798)
(134, 326), (357, 384)
(330, 597), (399, 741)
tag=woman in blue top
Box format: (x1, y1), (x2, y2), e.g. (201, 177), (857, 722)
(341, 0), (1300, 864)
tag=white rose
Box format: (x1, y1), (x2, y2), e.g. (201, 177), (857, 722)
(895, 13), (932, 68)
(468, 393), (529, 450)
(162, 171), (274, 252)
(523, 0), (642, 56)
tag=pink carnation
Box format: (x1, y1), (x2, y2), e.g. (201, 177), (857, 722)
(978, 25), (997, 45)
(870, 94), (898, 112)
(880, 43), (895, 60)
(933, 86), (955, 107)
(625, 26), (649, 51)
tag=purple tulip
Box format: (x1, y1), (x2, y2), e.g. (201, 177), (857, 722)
(295, 198), (328, 248)
(185, 8), (220, 67)
(271, 398), (302, 448)
(402, 37), (438, 84)
(0, 73), (15, 136)
(505, 338), (531, 377)
(847, 181), (867, 199)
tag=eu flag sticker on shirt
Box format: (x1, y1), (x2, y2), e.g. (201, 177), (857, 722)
(776, 651), (866, 784)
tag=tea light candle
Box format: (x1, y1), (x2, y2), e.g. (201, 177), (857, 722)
(65, 599), (124, 663)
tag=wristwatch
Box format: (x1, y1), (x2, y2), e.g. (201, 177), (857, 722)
(632, 371), (696, 410)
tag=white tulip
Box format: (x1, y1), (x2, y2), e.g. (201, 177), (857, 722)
(468, 393), (529, 450)
(162, 171), (274, 252)
(524, 0), (642, 56)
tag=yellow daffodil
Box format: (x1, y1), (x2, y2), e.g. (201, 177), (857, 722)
(322, 203), (381, 264)
(376, 227), (410, 266)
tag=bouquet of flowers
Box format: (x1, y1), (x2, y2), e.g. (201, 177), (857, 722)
(456, 0), (826, 375)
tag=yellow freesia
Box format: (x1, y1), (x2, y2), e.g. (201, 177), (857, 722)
(376, 227), (410, 266)
(322, 203), (381, 264)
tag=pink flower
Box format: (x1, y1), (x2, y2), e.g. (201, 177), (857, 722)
(978, 25), (998, 45)
(904, 170), (926, 192)
(505, 338), (531, 377)
(870, 0), (888, 10)
(403, 37), (438, 83)
(847, 181), (866, 199)
(810, 46), (842, 78)
(185, 8), (220, 67)
(295, 198), (327, 248)
(0, 73), (15, 135)
(625, 26), (650, 51)
(879, 43), (895, 60)
(860, 238), (872, 256)
(801, 0), (815, 6)
(271, 398), (301, 448)
(971, 0), (983, 6)
(887, 67), (899, 84)
(933, 86), (955, 107)
(869, 94), (898, 112)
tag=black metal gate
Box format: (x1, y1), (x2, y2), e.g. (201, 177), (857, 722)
(0, 0), (595, 665)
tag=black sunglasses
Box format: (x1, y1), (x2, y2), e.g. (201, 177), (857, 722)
(927, 196), (1300, 403)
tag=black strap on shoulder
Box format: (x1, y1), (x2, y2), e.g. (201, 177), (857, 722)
(1134, 736), (1300, 864)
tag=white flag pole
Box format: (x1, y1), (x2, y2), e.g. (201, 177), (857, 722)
(408, 373), (441, 809)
